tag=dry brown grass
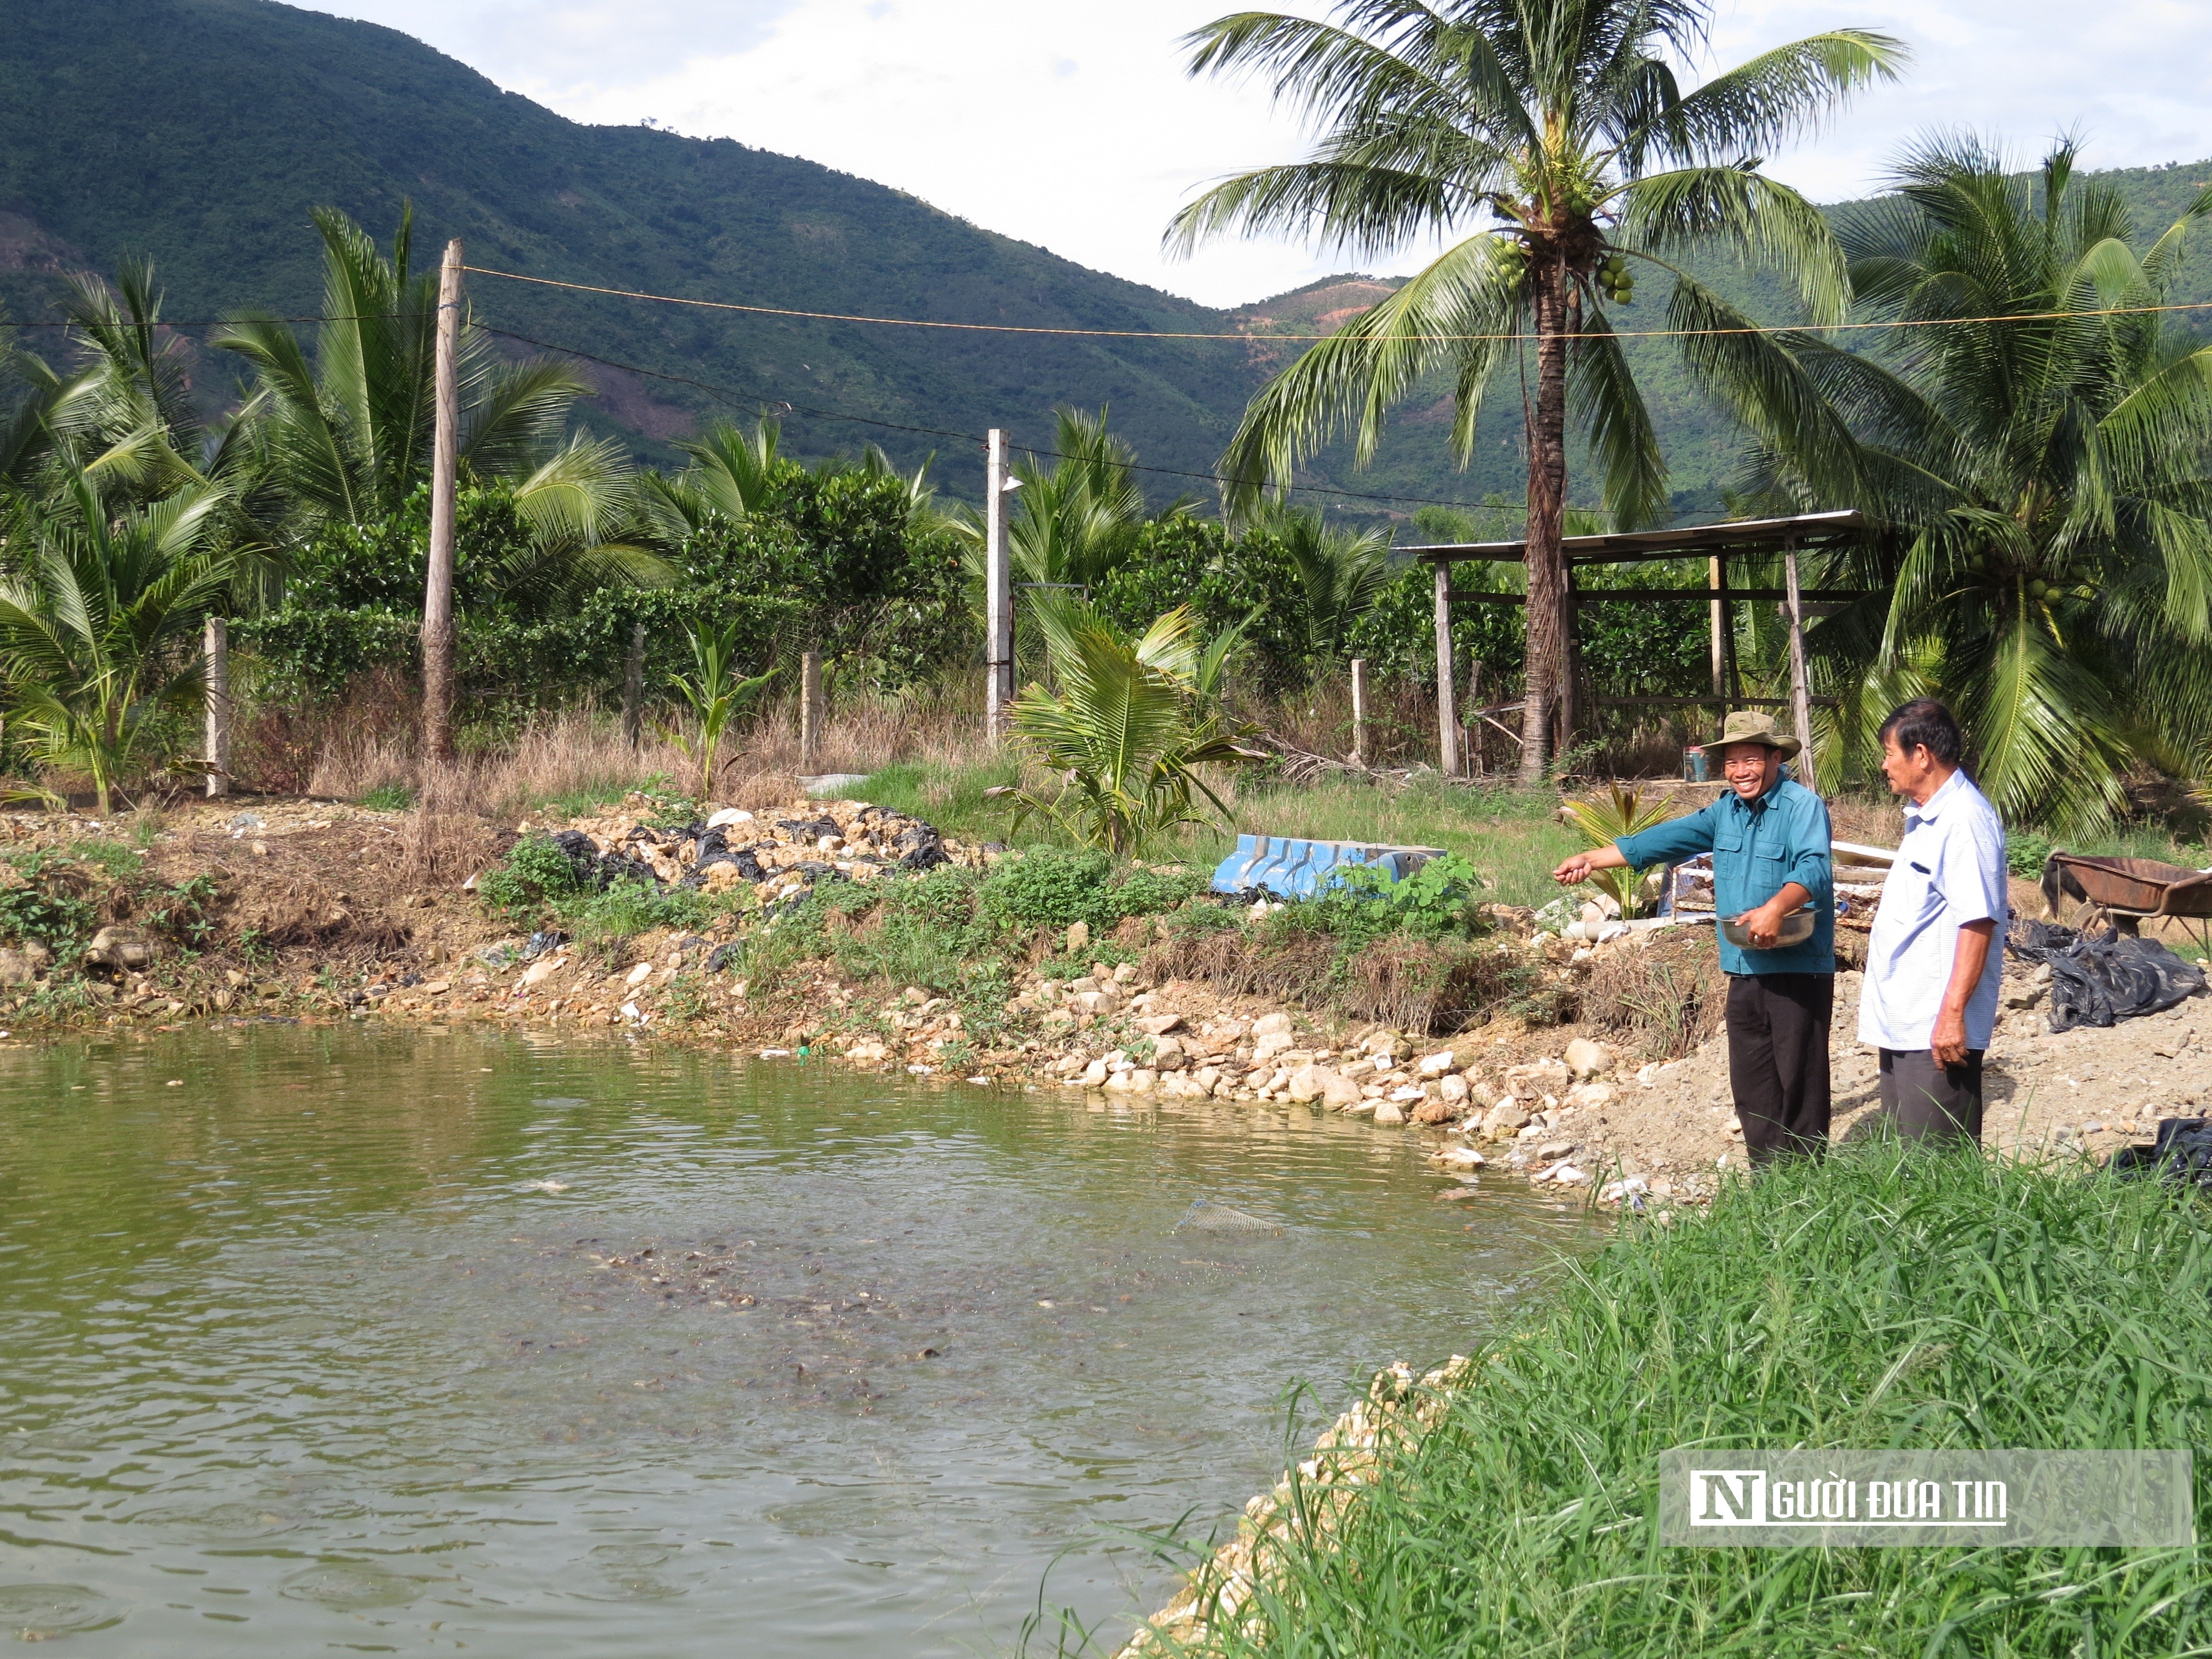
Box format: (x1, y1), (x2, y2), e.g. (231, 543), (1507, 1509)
(1578, 926), (1729, 1060)
(147, 826), (419, 961)
(1144, 924), (1532, 1036)
(1828, 791), (1903, 847)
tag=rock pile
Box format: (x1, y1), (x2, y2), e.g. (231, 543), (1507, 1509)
(529, 794), (995, 907)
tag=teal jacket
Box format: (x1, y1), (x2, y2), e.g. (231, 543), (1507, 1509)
(1616, 778), (1834, 975)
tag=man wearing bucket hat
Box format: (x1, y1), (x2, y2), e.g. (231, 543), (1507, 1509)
(1553, 711), (1835, 1165)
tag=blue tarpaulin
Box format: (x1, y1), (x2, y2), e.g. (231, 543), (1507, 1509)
(1211, 834), (1446, 899)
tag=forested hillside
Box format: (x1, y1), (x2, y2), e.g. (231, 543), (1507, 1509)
(4, 0), (2210, 519)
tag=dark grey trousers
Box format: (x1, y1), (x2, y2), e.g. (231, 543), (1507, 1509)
(1725, 973), (1834, 1165)
(1878, 1047), (1985, 1144)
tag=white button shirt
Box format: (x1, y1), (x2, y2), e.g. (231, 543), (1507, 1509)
(1858, 769), (2009, 1052)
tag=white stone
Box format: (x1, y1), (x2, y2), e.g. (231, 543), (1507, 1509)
(706, 807), (755, 827)
(1251, 1011), (1293, 1037)
(1567, 1082), (1614, 1108)
(1081, 1059), (1109, 1087)
(1439, 1073), (1471, 1105)
(1563, 1037), (1615, 1079)
(1373, 1102), (1407, 1125)
(625, 961), (655, 988)
(1417, 1050), (1458, 1078)
(1433, 1144), (1486, 1167)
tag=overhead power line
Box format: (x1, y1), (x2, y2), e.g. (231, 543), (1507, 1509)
(463, 263), (2212, 344)
(482, 323), (1537, 515)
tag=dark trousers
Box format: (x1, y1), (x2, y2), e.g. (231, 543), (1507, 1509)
(1878, 1048), (1984, 1144)
(1725, 973), (1834, 1165)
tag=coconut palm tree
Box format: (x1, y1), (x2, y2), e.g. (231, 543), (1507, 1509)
(1000, 599), (1264, 853)
(216, 206), (611, 538)
(1005, 408), (1160, 596)
(1245, 503), (1394, 659)
(1720, 138), (2212, 828)
(1170, 0), (1903, 779)
(0, 465), (233, 814)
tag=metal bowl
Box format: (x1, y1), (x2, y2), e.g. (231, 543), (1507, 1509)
(1720, 908), (1819, 950)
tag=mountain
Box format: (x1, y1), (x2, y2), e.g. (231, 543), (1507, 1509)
(0, 0), (1282, 499)
(4, 0), (2211, 521)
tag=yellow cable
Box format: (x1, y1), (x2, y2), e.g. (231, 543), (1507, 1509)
(463, 263), (2212, 344)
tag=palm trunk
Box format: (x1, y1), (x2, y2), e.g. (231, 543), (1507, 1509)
(1518, 252), (1572, 786)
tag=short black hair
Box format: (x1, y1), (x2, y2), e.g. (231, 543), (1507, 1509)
(1877, 698), (1964, 768)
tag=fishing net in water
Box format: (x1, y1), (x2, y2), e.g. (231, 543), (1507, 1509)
(1173, 1197), (1284, 1235)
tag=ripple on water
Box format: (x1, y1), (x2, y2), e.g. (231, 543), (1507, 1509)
(578, 1541), (687, 1601)
(0, 1583), (124, 1639)
(280, 1562), (433, 1610)
(133, 1500), (300, 1540)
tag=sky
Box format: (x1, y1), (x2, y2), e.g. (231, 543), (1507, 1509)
(311, 0), (2212, 309)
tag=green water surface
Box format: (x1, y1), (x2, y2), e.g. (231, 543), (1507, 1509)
(0, 1026), (1593, 1655)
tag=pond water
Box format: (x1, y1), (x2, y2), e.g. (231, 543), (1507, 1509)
(0, 1026), (1597, 1656)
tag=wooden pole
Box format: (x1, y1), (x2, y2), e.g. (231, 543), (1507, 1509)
(1559, 570), (1583, 757)
(620, 621), (645, 747)
(1465, 658), (1484, 775)
(421, 237), (463, 763)
(1783, 542), (1818, 787)
(203, 615), (229, 799)
(984, 429), (1013, 742)
(800, 648), (824, 774)
(1349, 657), (1369, 766)
(1708, 555), (1725, 697)
(1432, 561), (1459, 776)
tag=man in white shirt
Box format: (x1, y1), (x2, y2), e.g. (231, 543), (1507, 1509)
(1859, 699), (2009, 1143)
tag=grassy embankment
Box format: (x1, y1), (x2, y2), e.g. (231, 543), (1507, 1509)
(1151, 1148), (2210, 1657)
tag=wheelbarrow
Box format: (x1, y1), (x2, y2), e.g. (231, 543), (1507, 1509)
(2041, 852), (2212, 954)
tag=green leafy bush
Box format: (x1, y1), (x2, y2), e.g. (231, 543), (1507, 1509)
(2007, 828), (2055, 877)
(359, 784), (413, 811)
(980, 846), (1207, 933)
(476, 834), (585, 918)
(0, 857), (98, 953)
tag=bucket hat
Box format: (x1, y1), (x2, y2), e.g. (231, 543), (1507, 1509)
(1707, 709), (1801, 760)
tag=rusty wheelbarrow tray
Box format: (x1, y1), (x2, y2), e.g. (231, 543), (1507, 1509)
(2042, 852), (2212, 952)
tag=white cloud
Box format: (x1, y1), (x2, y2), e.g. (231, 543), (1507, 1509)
(308, 0), (2212, 309)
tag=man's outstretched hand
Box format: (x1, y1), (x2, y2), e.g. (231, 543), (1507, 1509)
(1553, 846), (1628, 888)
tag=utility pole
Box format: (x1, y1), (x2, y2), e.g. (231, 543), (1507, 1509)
(204, 615), (229, 799)
(421, 237), (463, 763)
(984, 429), (1014, 741)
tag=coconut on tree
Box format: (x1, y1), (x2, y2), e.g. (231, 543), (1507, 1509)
(1170, 0), (1903, 779)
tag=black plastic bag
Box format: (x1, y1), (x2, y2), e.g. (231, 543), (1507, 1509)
(2109, 1117), (2212, 1193)
(2005, 919), (2206, 1032)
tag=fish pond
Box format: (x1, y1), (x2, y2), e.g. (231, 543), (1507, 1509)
(0, 1026), (1595, 1655)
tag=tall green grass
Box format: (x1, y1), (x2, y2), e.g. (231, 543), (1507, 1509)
(1182, 1149), (2210, 1657)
